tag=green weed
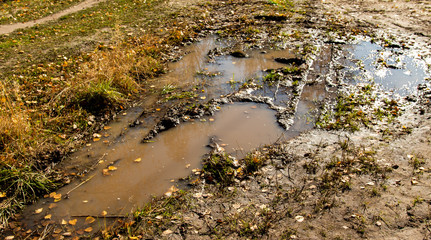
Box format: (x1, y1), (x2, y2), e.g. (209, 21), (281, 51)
(0, 164), (57, 225)
(203, 152), (237, 187)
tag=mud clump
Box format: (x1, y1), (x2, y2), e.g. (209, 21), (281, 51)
(274, 57), (306, 66)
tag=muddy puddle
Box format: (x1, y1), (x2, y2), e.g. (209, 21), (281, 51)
(23, 36), (430, 233)
(158, 36), (296, 99)
(23, 103), (285, 228)
(340, 41), (430, 96)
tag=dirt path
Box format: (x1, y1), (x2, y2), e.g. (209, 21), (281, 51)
(0, 0), (106, 35)
(322, 0), (431, 37)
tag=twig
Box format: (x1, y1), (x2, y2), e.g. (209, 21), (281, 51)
(71, 215), (127, 218)
(65, 174), (96, 198)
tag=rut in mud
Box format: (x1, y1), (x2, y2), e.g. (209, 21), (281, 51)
(21, 32), (430, 235)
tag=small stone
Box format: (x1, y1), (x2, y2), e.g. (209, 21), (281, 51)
(162, 229), (173, 236)
(295, 215), (305, 222)
(342, 226), (349, 229)
(376, 221), (382, 226)
(230, 50), (248, 58)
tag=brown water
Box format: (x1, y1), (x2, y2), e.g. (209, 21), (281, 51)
(23, 103), (284, 228)
(22, 37), (330, 231)
(156, 37), (295, 99)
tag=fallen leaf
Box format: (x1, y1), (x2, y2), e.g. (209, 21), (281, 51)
(85, 216), (95, 224)
(169, 185), (179, 193)
(49, 192), (57, 198)
(200, 96), (206, 100)
(134, 158), (142, 163)
(162, 230), (173, 236)
(84, 227), (93, 233)
(103, 126), (111, 130)
(0, 192), (6, 198)
(209, 118), (214, 122)
(54, 228), (62, 234)
(63, 232), (72, 236)
(69, 219), (77, 226)
(185, 164), (191, 168)
(101, 210), (107, 217)
(108, 166), (117, 171)
(48, 203), (57, 209)
(86, 143), (92, 147)
(5, 236), (14, 240)
(76, 229), (84, 235)
(44, 214), (52, 220)
(53, 193), (62, 201)
(156, 108), (161, 111)
(102, 169), (110, 176)
(93, 133), (102, 138)
(35, 208), (43, 214)
(93, 138), (100, 142)
(61, 219), (67, 225)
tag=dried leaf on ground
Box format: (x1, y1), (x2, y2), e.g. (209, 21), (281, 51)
(85, 216), (96, 224)
(69, 219), (78, 226)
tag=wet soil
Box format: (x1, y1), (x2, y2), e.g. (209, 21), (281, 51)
(2, 0), (431, 239)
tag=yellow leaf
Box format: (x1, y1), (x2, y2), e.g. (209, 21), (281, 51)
(108, 166), (117, 171)
(69, 219), (77, 226)
(103, 126), (111, 130)
(35, 208), (43, 214)
(93, 133), (102, 138)
(85, 216), (95, 224)
(53, 193), (62, 200)
(48, 203), (57, 209)
(134, 158), (142, 163)
(200, 96), (206, 100)
(49, 192), (57, 198)
(44, 214), (52, 220)
(209, 118), (214, 122)
(102, 169), (110, 176)
(93, 138), (100, 142)
(101, 210), (107, 217)
(84, 227), (93, 233)
(0, 192), (6, 198)
(54, 197), (62, 203)
(61, 219), (67, 225)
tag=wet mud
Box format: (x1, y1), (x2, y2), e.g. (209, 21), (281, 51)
(13, 1), (431, 236)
